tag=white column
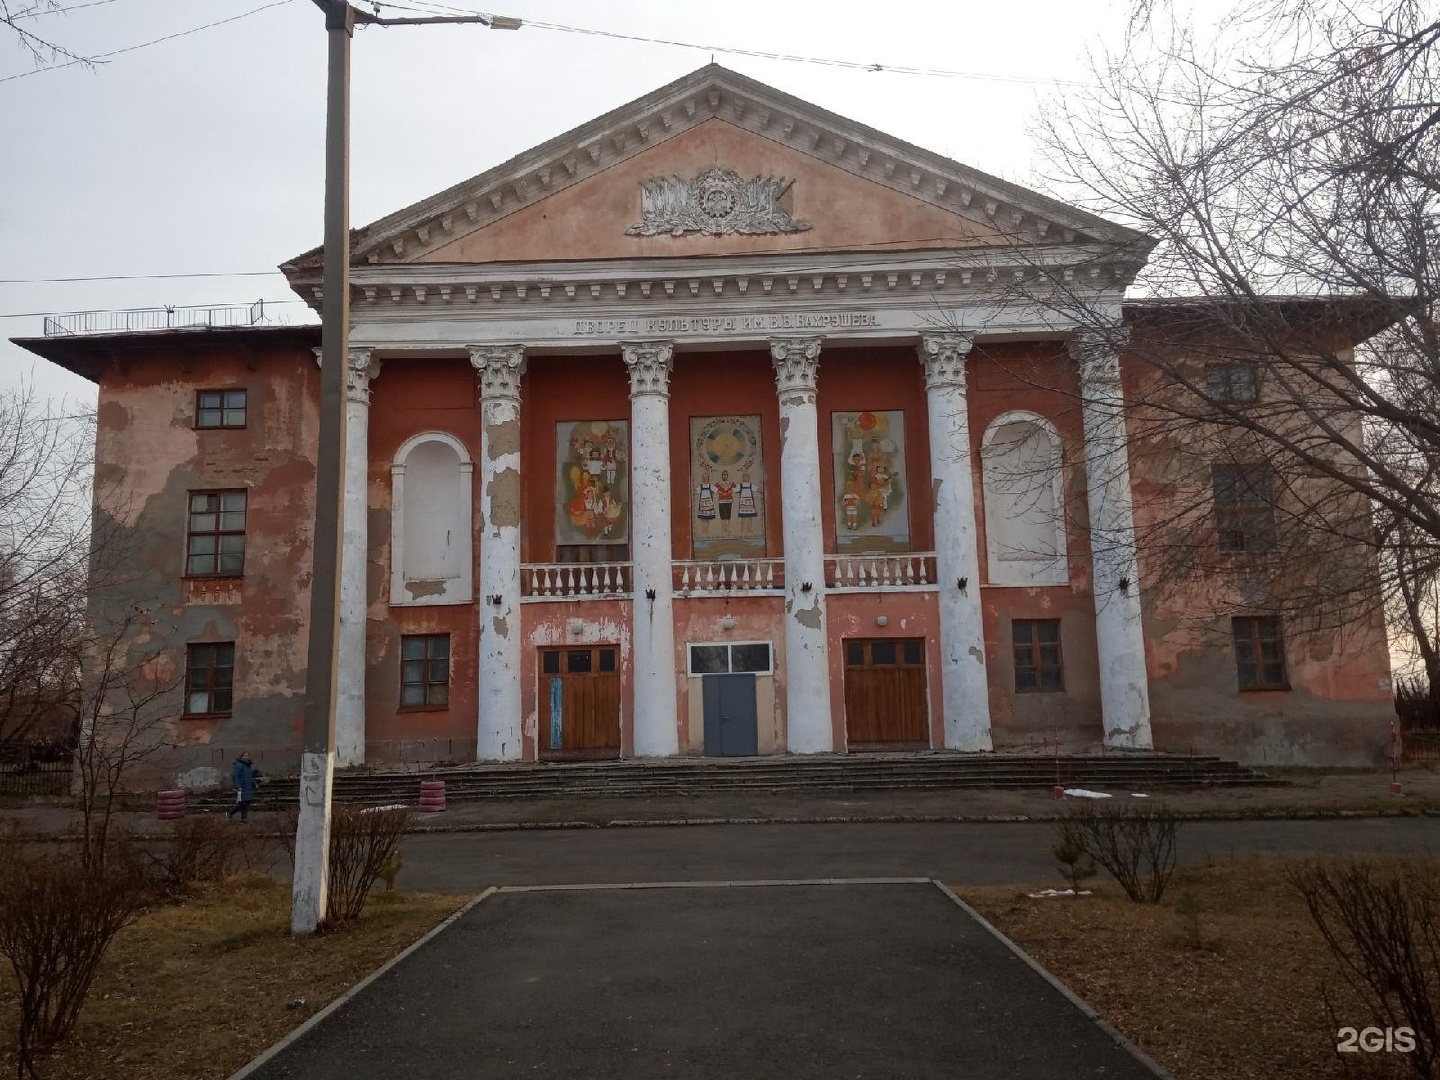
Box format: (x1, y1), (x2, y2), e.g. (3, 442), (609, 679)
(770, 337), (834, 754)
(470, 345), (527, 761)
(337, 349), (380, 766)
(1070, 327), (1154, 749)
(919, 333), (993, 752)
(622, 341), (680, 758)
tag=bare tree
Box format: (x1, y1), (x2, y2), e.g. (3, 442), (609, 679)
(1017, 1), (1439, 694)
(1, 0), (96, 70)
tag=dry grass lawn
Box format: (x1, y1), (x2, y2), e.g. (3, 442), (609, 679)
(960, 857), (1434, 1080)
(0, 875), (467, 1080)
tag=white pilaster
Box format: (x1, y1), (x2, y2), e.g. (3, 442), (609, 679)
(770, 337), (834, 754)
(313, 347), (380, 768)
(919, 333), (993, 752)
(1070, 327), (1153, 749)
(338, 349), (380, 766)
(622, 341), (680, 758)
(470, 345), (527, 761)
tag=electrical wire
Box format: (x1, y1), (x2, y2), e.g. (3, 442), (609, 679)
(0, 270), (286, 285)
(371, 0), (1098, 88)
(0, 0), (297, 83)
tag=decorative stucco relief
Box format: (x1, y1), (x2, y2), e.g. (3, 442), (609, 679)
(626, 166), (811, 237)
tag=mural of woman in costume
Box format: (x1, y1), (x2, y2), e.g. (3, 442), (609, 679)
(691, 415), (766, 557)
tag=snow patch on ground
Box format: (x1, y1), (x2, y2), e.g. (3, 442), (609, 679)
(1062, 788), (1113, 799)
(1027, 888), (1094, 898)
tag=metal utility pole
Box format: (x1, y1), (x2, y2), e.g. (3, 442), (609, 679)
(293, 1), (521, 935)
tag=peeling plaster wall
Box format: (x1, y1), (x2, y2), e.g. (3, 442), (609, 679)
(1121, 349), (1395, 765)
(365, 358), (482, 759)
(91, 343), (320, 786)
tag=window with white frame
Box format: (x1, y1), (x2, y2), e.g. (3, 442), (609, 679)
(687, 642), (773, 676)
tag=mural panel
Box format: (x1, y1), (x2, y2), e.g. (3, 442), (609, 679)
(832, 410), (910, 551)
(690, 415), (766, 558)
(556, 420), (629, 546)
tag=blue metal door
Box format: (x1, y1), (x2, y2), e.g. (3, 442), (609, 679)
(702, 674), (758, 756)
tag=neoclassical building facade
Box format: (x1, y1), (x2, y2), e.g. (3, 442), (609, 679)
(20, 66), (1395, 778)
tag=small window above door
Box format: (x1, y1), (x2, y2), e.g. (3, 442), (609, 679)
(687, 642), (773, 676)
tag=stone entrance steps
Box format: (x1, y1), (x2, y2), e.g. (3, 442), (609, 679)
(193, 753), (1272, 809)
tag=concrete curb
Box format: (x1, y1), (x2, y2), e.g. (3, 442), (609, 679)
(931, 881), (1176, 1080)
(225, 887), (497, 1080)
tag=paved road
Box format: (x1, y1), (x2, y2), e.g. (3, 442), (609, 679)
(397, 817), (1440, 892)
(246, 882), (1160, 1080)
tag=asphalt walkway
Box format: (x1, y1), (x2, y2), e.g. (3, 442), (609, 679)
(242, 881), (1161, 1080)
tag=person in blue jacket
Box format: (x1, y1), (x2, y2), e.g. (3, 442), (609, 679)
(227, 751), (258, 822)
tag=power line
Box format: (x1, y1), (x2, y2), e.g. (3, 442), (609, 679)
(373, 0), (1099, 88)
(0, 0), (297, 83)
(0, 270), (285, 284)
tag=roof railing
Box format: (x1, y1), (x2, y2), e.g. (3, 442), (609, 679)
(42, 300), (268, 337)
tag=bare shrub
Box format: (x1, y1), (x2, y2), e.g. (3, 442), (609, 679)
(327, 805), (412, 925)
(0, 834), (150, 1078)
(144, 815), (275, 897)
(1288, 859), (1439, 1079)
(1057, 804), (1180, 904)
(273, 804), (413, 925)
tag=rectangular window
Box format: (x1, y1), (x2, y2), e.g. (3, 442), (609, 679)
(1232, 616), (1288, 690)
(1013, 619), (1063, 693)
(1212, 465), (1276, 553)
(400, 634), (450, 708)
(687, 642), (773, 676)
(185, 642), (235, 715)
(186, 490), (247, 576)
(1205, 363), (1257, 403)
(196, 389), (247, 429)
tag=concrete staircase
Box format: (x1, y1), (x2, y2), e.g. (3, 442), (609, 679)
(193, 752), (1273, 809)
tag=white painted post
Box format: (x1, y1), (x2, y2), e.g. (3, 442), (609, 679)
(336, 349), (380, 767)
(470, 345), (526, 761)
(770, 337), (834, 754)
(623, 341), (680, 758)
(1070, 327), (1154, 749)
(919, 333), (993, 752)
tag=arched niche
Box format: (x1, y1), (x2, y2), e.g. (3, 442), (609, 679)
(980, 411), (1069, 586)
(390, 431), (473, 606)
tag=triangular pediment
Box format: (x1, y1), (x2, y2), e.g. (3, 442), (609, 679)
(282, 65), (1148, 274)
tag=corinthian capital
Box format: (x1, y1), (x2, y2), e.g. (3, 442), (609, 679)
(621, 341), (674, 398)
(1067, 325), (1131, 388)
(345, 348), (382, 403)
(469, 345), (527, 402)
(769, 337), (822, 399)
(917, 332), (975, 390)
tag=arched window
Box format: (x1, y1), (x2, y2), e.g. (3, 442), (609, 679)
(391, 432), (473, 605)
(981, 411), (1068, 586)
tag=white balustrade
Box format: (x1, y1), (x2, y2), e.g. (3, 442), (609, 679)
(522, 562), (633, 599)
(673, 558), (785, 594)
(825, 552), (939, 591)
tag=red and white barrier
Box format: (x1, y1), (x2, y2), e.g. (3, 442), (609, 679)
(156, 789), (187, 820)
(419, 779), (446, 813)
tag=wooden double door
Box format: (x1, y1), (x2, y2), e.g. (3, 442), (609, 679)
(539, 646), (621, 759)
(843, 638), (929, 748)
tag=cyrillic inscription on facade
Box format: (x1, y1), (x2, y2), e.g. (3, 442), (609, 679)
(571, 312), (880, 337)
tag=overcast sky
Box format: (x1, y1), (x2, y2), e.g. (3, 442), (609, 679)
(2, 0), (1169, 407)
